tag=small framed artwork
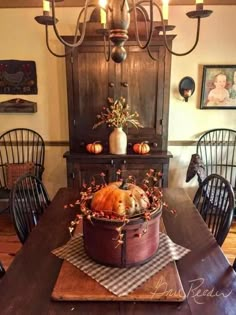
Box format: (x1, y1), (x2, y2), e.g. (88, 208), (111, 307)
(0, 60), (37, 95)
(200, 65), (236, 109)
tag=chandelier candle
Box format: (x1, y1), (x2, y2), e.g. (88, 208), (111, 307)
(43, 0), (50, 14)
(162, 0), (169, 21)
(99, 0), (107, 25)
(196, 0), (204, 10)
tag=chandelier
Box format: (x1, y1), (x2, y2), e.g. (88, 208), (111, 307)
(35, 0), (213, 63)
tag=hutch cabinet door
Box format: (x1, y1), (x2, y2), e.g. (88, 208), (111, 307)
(66, 44), (112, 152)
(66, 159), (115, 190)
(117, 157), (170, 187)
(64, 152), (172, 189)
(120, 43), (172, 151)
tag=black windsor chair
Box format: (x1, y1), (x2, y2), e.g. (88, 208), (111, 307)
(196, 128), (236, 192)
(0, 128), (45, 214)
(9, 174), (50, 244)
(193, 173), (235, 246)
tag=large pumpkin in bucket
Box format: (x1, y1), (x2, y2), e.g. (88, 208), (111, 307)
(91, 181), (150, 216)
(83, 180), (162, 267)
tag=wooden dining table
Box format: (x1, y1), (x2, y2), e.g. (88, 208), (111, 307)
(0, 187), (235, 315)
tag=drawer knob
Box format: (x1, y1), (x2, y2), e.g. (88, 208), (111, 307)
(109, 82), (115, 87)
(110, 159), (114, 165)
(123, 160), (126, 164)
(121, 82), (128, 87)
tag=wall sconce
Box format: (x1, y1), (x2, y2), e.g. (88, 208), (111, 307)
(179, 77), (195, 102)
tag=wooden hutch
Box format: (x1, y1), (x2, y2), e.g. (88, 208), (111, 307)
(63, 10), (174, 189)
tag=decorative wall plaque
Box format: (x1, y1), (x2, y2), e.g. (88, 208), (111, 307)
(0, 98), (37, 113)
(0, 60), (37, 95)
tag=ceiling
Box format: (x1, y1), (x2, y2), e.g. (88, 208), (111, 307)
(1, 1), (236, 8)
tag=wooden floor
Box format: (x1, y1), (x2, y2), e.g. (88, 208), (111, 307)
(0, 213), (235, 271)
(222, 219), (236, 265)
(0, 213), (22, 270)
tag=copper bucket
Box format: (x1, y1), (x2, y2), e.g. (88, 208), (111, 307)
(83, 207), (162, 267)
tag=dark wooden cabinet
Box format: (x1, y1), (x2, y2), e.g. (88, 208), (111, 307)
(63, 17), (174, 189)
(65, 37), (174, 153)
(64, 151), (172, 189)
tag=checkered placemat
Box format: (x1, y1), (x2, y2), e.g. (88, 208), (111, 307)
(52, 233), (190, 297)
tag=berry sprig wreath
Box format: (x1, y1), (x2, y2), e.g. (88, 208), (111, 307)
(64, 169), (176, 247)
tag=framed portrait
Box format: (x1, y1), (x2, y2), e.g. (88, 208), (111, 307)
(200, 65), (236, 109)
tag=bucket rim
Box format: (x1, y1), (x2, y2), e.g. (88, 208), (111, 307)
(85, 203), (163, 226)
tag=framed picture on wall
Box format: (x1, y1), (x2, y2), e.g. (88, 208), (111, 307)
(200, 65), (236, 109)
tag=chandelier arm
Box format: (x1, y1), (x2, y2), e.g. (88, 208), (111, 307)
(132, 0), (154, 49)
(136, 5), (148, 36)
(150, 3), (201, 57)
(45, 25), (73, 58)
(73, 3), (102, 43)
(73, 9), (85, 42)
(147, 43), (167, 61)
(136, 4), (159, 60)
(147, 46), (158, 61)
(50, 0), (89, 48)
(103, 33), (111, 62)
(140, 5), (158, 62)
(162, 17), (201, 56)
(131, 4), (149, 42)
(136, 0), (201, 56)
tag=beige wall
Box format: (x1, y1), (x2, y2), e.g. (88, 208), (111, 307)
(0, 5), (235, 199)
(168, 5), (236, 198)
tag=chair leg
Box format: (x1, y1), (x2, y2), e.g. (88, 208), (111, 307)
(0, 261), (5, 279)
(0, 200), (9, 215)
(233, 259), (236, 272)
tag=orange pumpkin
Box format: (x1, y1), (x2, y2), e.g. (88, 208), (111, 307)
(91, 181), (150, 216)
(86, 142), (103, 154)
(133, 142), (150, 154)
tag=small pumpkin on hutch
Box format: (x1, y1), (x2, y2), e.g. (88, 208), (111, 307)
(133, 142), (150, 154)
(86, 142), (103, 154)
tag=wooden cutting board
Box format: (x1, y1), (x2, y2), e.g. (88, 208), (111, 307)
(51, 220), (186, 302)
